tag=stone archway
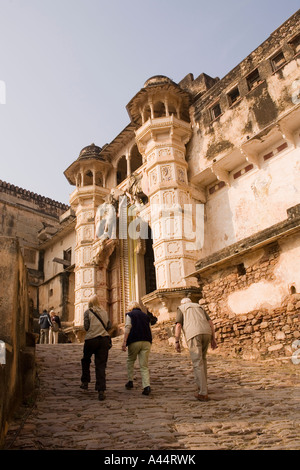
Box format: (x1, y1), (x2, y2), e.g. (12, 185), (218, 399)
(116, 155), (127, 185)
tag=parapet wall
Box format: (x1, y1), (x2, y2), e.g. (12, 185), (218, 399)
(0, 180), (69, 255)
(0, 180), (69, 218)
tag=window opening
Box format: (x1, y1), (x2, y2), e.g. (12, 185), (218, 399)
(168, 103), (177, 117)
(130, 145), (143, 173)
(237, 263), (246, 276)
(228, 87), (240, 105)
(117, 155), (127, 185)
(210, 102), (222, 121)
(289, 34), (300, 56)
(63, 248), (72, 264)
(84, 170), (93, 185)
(95, 171), (103, 187)
(271, 51), (286, 72)
(246, 69), (261, 91)
(153, 101), (166, 118)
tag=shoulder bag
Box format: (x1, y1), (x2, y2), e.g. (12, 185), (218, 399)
(89, 308), (112, 349)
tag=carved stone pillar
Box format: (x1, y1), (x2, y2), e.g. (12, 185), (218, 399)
(127, 76), (205, 317)
(137, 116), (201, 290)
(64, 144), (112, 327)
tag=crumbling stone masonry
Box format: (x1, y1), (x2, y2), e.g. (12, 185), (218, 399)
(196, 206), (300, 360)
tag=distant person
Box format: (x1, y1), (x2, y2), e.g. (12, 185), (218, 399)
(39, 309), (52, 344)
(122, 301), (153, 396)
(49, 310), (61, 344)
(80, 295), (112, 401)
(175, 298), (217, 401)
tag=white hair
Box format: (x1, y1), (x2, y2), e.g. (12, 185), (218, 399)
(88, 295), (100, 308)
(181, 297), (192, 305)
(128, 301), (141, 310)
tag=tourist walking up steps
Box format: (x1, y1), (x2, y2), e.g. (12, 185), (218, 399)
(122, 301), (154, 396)
(80, 295), (112, 401)
(39, 309), (52, 344)
(175, 298), (217, 401)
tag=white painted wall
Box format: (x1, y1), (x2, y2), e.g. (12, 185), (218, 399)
(202, 144), (300, 257)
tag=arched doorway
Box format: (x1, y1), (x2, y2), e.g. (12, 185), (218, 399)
(144, 225), (156, 295)
(130, 145), (143, 173)
(117, 155), (127, 185)
(107, 247), (122, 325)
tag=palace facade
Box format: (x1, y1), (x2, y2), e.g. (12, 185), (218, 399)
(1, 10), (300, 358)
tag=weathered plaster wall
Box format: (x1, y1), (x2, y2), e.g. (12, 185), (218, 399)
(202, 144), (300, 256)
(228, 236), (300, 315)
(43, 230), (75, 281)
(188, 12), (300, 181)
(0, 237), (36, 448)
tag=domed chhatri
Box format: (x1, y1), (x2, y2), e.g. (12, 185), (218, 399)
(64, 142), (111, 187)
(143, 75), (174, 88)
(78, 143), (105, 161)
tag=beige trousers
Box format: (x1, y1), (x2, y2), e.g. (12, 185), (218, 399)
(187, 334), (211, 395)
(127, 341), (151, 388)
(49, 329), (59, 344)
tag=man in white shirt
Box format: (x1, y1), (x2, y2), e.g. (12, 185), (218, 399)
(175, 298), (217, 401)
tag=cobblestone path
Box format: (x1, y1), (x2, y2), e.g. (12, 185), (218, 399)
(4, 332), (300, 451)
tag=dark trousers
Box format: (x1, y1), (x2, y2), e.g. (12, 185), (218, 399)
(81, 335), (110, 391)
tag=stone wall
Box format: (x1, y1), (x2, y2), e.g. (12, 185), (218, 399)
(0, 181), (67, 252)
(0, 237), (36, 448)
(0, 180), (72, 318)
(0, 180), (68, 219)
(200, 240), (300, 361)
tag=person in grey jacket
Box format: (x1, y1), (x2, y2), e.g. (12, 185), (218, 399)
(39, 309), (52, 344)
(80, 295), (111, 401)
(175, 298), (217, 402)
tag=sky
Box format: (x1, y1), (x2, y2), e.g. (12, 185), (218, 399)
(0, 0), (299, 205)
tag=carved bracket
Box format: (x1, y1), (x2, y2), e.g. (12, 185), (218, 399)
(277, 123), (296, 148)
(240, 146), (261, 168)
(211, 164), (230, 186)
(92, 238), (118, 268)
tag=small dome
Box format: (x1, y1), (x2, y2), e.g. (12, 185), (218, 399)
(78, 143), (105, 161)
(144, 75), (173, 88)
